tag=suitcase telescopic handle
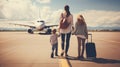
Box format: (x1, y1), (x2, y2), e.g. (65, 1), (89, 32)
(87, 33), (92, 42)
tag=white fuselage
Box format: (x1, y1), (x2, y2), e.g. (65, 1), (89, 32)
(35, 21), (45, 31)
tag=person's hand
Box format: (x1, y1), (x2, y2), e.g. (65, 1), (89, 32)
(72, 26), (74, 31)
(58, 28), (60, 33)
(57, 33), (61, 37)
(71, 32), (74, 35)
(86, 36), (88, 39)
(71, 26), (75, 35)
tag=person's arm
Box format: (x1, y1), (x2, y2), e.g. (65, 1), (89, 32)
(70, 14), (75, 34)
(85, 24), (88, 39)
(58, 13), (64, 33)
(57, 33), (61, 37)
(71, 14), (73, 25)
(70, 14), (74, 28)
(60, 13), (63, 20)
(59, 13), (63, 28)
(72, 22), (77, 35)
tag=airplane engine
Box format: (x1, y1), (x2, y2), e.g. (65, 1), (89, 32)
(46, 29), (51, 34)
(28, 29), (34, 34)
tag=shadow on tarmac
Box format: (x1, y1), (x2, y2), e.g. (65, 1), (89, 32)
(66, 56), (120, 64)
(52, 56), (72, 67)
(38, 33), (51, 35)
(50, 56), (120, 67)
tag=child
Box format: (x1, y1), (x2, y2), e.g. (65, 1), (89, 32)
(73, 14), (88, 59)
(50, 29), (60, 58)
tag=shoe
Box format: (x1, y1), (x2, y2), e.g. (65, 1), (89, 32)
(61, 50), (65, 56)
(77, 56), (85, 59)
(61, 52), (64, 56)
(55, 54), (58, 56)
(51, 53), (54, 58)
(65, 54), (69, 57)
(80, 56), (85, 59)
(77, 56), (81, 59)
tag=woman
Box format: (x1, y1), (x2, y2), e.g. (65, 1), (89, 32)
(59, 5), (73, 57)
(73, 14), (88, 59)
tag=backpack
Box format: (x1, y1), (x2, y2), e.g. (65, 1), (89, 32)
(60, 13), (70, 29)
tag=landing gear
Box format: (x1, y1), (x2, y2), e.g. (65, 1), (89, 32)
(28, 29), (34, 34)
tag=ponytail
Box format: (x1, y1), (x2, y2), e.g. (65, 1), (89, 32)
(64, 5), (71, 17)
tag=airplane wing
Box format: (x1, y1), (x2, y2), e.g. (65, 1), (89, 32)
(45, 25), (58, 28)
(9, 23), (36, 28)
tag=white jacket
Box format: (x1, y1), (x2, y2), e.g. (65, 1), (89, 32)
(59, 12), (73, 34)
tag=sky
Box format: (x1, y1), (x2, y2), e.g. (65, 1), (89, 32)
(0, 0), (120, 28)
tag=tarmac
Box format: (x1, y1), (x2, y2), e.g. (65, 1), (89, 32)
(0, 32), (120, 67)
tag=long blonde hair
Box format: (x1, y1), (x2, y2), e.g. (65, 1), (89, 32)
(77, 14), (86, 25)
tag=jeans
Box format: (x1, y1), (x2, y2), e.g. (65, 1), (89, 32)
(61, 32), (71, 54)
(52, 43), (58, 55)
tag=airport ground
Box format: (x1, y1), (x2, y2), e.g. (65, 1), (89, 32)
(0, 32), (120, 67)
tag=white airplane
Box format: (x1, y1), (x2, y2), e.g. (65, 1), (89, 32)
(9, 19), (58, 34)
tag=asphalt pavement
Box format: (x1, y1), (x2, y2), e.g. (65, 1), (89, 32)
(0, 32), (120, 67)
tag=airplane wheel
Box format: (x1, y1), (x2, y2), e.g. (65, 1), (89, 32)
(28, 29), (34, 34)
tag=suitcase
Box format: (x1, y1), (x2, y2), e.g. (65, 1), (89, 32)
(86, 34), (96, 59)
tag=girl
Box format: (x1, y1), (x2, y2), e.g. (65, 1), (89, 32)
(73, 14), (88, 59)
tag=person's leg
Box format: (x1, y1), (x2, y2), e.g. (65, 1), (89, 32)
(77, 37), (81, 58)
(61, 33), (65, 50)
(51, 45), (55, 58)
(61, 33), (65, 56)
(81, 39), (85, 58)
(55, 43), (58, 56)
(65, 32), (71, 56)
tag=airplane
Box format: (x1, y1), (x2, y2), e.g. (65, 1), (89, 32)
(6, 8), (58, 34)
(9, 19), (58, 34)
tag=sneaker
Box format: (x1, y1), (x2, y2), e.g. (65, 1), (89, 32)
(61, 52), (64, 56)
(80, 56), (85, 59)
(77, 56), (85, 60)
(61, 50), (65, 56)
(55, 54), (58, 56)
(51, 53), (54, 58)
(77, 56), (81, 59)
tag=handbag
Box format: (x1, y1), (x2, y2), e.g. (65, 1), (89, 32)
(60, 13), (70, 29)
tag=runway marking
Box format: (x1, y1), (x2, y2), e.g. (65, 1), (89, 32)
(59, 59), (70, 67)
(58, 42), (71, 67)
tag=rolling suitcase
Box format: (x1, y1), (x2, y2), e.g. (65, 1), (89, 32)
(86, 34), (96, 59)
